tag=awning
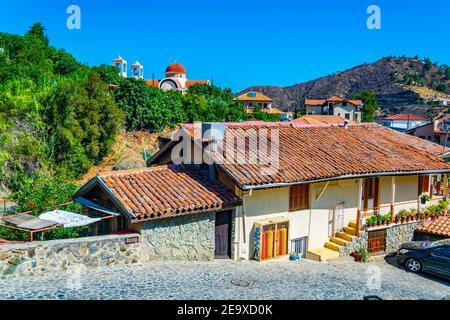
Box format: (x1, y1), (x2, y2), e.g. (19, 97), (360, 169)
(74, 197), (121, 216)
(2, 214), (59, 230)
(39, 210), (102, 228)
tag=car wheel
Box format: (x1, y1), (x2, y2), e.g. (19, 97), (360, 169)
(405, 258), (422, 273)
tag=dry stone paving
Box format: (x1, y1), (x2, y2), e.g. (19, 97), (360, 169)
(0, 256), (448, 300)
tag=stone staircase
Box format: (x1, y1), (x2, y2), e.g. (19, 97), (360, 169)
(306, 221), (357, 261)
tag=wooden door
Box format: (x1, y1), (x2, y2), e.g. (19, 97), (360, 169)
(215, 211), (231, 259)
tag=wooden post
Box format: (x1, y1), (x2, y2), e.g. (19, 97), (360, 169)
(390, 176), (396, 222)
(444, 174), (448, 200)
(356, 179), (363, 236)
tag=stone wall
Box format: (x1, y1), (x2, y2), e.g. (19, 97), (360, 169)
(339, 231), (368, 256)
(140, 212), (215, 261)
(386, 221), (420, 253)
(0, 234), (141, 277)
(339, 221), (421, 256)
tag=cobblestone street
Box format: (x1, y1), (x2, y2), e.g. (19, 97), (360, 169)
(0, 256), (449, 300)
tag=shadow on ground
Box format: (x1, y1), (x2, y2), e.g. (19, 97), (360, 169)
(384, 253), (450, 286)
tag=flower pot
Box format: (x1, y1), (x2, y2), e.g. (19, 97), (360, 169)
(353, 253), (361, 262)
(290, 255), (300, 261)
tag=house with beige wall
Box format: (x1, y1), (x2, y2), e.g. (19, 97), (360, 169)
(305, 97), (363, 123)
(145, 122), (450, 261)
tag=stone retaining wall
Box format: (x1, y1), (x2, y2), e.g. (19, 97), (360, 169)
(385, 221), (420, 253)
(140, 212), (215, 261)
(0, 234), (141, 277)
(339, 221), (420, 256)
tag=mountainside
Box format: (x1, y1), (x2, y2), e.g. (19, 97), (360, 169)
(241, 57), (450, 114)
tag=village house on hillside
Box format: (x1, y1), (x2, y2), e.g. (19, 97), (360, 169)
(381, 114), (428, 132)
(75, 121), (450, 262)
(304, 97), (363, 123)
(235, 91), (293, 121)
(406, 114), (450, 149)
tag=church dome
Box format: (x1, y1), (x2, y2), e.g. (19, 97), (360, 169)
(166, 62), (187, 75)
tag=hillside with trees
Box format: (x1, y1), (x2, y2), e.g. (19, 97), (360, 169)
(0, 24), (248, 240)
(241, 56), (450, 115)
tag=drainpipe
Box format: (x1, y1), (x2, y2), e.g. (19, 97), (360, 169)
(239, 189), (252, 258)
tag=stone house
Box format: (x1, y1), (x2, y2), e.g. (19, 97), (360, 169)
(144, 122), (450, 261)
(74, 165), (242, 261)
(75, 121), (450, 262)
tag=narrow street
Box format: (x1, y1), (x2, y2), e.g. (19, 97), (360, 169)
(1, 256), (448, 300)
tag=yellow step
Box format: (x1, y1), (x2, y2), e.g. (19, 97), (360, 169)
(330, 236), (350, 246)
(344, 226), (357, 236)
(348, 221), (358, 229)
(325, 241), (344, 251)
(336, 231), (354, 242)
(306, 247), (340, 261)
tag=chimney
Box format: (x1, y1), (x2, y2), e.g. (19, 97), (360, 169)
(201, 122), (227, 180)
(343, 120), (349, 129)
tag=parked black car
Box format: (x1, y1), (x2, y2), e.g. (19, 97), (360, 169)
(397, 239), (450, 280)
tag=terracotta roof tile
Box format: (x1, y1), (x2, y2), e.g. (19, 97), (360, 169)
(185, 80), (209, 87)
(416, 216), (450, 237)
(236, 92), (273, 102)
(305, 98), (363, 106)
(382, 114), (428, 121)
(210, 123), (450, 188)
(293, 115), (353, 125)
(98, 165), (241, 221)
(146, 80), (160, 87)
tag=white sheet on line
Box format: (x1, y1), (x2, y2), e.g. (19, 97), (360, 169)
(39, 210), (101, 228)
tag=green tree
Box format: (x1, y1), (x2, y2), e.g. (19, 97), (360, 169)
(44, 71), (124, 176)
(94, 64), (122, 85)
(25, 22), (49, 46)
(114, 77), (150, 130)
(146, 87), (185, 131)
(353, 90), (378, 122)
(436, 83), (448, 93)
(423, 58), (433, 72)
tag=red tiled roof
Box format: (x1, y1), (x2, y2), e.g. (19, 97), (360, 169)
(293, 115), (353, 125)
(205, 123), (450, 188)
(382, 114), (428, 121)
(304, 97), (363, 106)
(166, 63), (187, 74)
(146, 80), (160, 87)
(416, 216), (450, 237)
(304, 99), (327, 106)
(97, 165), (241, 222)
(185, 80), (209, 88)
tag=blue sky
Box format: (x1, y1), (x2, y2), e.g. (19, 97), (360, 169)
(1, 0), (449, 92)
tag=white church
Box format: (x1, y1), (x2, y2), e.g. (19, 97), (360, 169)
(112, 55), (209, 93)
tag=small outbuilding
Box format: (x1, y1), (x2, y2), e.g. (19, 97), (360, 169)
(74, 165), (242, 261)
(415, 216), (450, 241)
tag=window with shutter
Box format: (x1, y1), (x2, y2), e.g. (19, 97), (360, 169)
(289, 184), (310, 211)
